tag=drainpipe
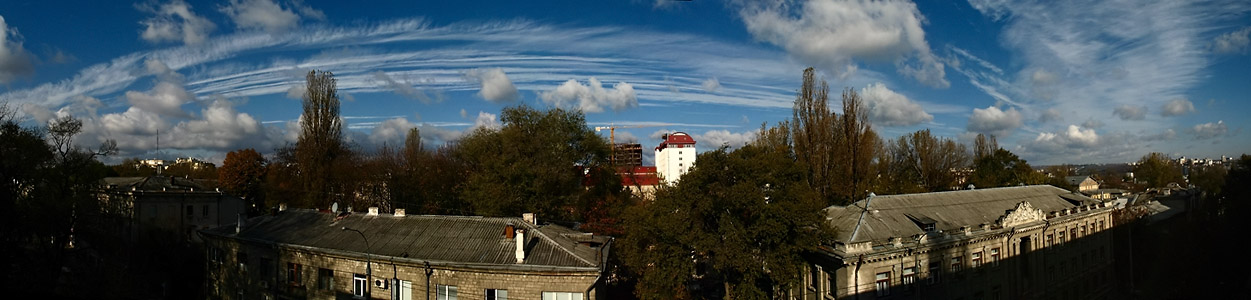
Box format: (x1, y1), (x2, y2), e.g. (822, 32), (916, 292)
(425, 261), (432, 300)
(854, 255), (863, 300)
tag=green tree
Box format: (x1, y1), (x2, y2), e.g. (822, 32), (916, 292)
(1190, 165), (1227, 196)
(296, 70), (348, 208)
(832, 88), (880, 203)
(621, 141), (829, 299)
(219, 149), (268, 213)
(883, 129), (969, 193)
(791, 68), (837, 204)
(969, 148), (1040, 188)
(454, 105), (618, 220)
(1133, 152), (1183, 189)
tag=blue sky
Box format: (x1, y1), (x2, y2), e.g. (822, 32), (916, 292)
(1, 0), (1248, 166)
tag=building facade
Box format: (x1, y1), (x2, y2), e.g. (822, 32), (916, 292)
(798, 185), (1115, 300)
(1066, 176), (1100, 192)
(199, 209), (611, 300)
(100, 176), (246, 241)
(654, 132), (696, 185)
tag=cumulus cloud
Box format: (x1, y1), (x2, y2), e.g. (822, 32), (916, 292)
(967, 106), (1023, 137)
(368, 117), (417, 146)
(285, 84), (305, 99)
(1160, 98), (1195, 116)
(221, 0), (324, 34)
(0, 16), (35, 84)
(693, 130), (757, 149)
(1113, 104), (1147, 120)
(1023, 124), (1100, 155)
(739, 0), (948, 87)
(1144, 128), (1176, 141)
(539, 77), (637, 113)
(1213, 26), (1251, 54)
(137, 0), (216, 45)
(1039, 108), (1062, 123)
(859, 83), (932, 126)
(124, 81), (195, 118)
(470, 111), (500, 131)
(464, 68), (518, 102)
(373, 71), (443, 104)
(701, 77), (721, 92)
(165, 99), (265, 149)
(1190, 120), (1227, 139)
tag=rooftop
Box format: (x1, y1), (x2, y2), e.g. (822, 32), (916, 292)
(201, 210), (610, 271)
(825, 185), (1102, 244)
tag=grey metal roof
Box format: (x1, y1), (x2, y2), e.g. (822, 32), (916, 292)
(201, 210), (608, 270)
(102, 176), (211, 191)
(826, 185), (1100, 244)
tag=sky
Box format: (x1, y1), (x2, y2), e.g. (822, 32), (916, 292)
(1, 0), (1248, 166)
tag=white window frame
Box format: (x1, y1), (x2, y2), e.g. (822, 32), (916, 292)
(436, 284), (458, 300)
(353, 274), (367, 297)
(485, 288), (508, 300)
(541, 291), (583, 300)
(874, 272), (890, 297)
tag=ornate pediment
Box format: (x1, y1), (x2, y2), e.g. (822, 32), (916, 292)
(997, 201), (1046, 228)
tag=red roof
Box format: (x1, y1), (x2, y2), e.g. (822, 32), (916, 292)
(655, 132), (696, 151)
(618, 166), (659, 186)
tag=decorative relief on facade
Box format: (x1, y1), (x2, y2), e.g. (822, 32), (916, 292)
(998, 201), (1046, 228)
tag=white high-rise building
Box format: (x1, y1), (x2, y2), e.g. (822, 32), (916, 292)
(655, 132), (696, 184)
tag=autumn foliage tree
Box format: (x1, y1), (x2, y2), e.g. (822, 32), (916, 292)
(883, 129), (969, 193)
(219, 148), (267, 213)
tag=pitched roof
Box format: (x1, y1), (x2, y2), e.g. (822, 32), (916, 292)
(825, 185), (1100, 244)
(1066, 175), (1093, 185)
(201, 210), (608, 271)
(102, 176), (211, 192)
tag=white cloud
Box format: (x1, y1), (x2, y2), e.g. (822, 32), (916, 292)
(1160, 98), (1195, 116)
(285, 84), (305, 99)
(1022, 124), (1100, 156)
(372, 71), (443, 104)
(539, 77), (638, 113)
(701, 77), (721, 92)
(470, 111), (500, 131)
(464, 68), (518, 102)
(739, 0), (948, 87)
(459, 109), (468, 119)
(967, 106), (1023, 137)
(1039, 108), (1062, 123)
(1144, 128), (1176, 141)
(693, 130), (757, 149)
(124, 81), (195, 118)
(368, 117), (417, 146)
(101, 107), (168, 136)
(137, 0), (216, 45)
(221, 0), (323, 34)
(0, 16), (35, 84)
(1190, 120), (1228, 139)
(1113, 104), (1147, 120)
(859, 82), (933, 126)
(1213, 26), (1251, 54)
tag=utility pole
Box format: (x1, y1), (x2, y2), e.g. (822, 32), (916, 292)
(342, 227), (372, 299)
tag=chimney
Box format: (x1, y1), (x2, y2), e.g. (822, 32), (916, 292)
(514, 229), (526, 264)
(394, 208), (406, 217)
(367, 207), (379, 216)
(236, 214), (245, 234)
(522, 213), (536, 225)
(505, 225), (515, 239)
(279, 203), (288, 212)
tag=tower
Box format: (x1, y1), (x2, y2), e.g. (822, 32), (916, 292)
(655, 132), (696, 184)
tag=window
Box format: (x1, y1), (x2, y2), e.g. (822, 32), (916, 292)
(902, 267), (916, 290)
(202, 205), (209, 217)
(1058, 231), (1066, 245)
(317, 268), (333, 290)
(395, 280), (413, 300)
(287, 263), (302, 285)
(990, 248), (1000, 266)
(951, 256), (963, 273)
(809, 264), (821, 293)
(928, 262), (941, 285)
(678, 157), (682, 161)
(541, 292), (582, 300)
(1069, 228), (1076, 241)
(1099, 220), (1105, 231)
(437, 285), (458, 300)
(972, 252), (983, 268)
(485, 289), (508, 300)
(1080, 225), (1087, 238)
(260, 257), (273, 279)
(874, 272), (891, 297)
(353, 274), (367, 297)
(1046, 234), (1054, 247)
(186, 205), (194, 217)
(827, 270), (837, 297)
(237, 252), (248, 271)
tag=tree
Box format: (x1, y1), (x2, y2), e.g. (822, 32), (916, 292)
(295, 70), (348, 208)
(884, 129), (969, 193)
(621, 140), (829, 299)
(969, 148), (1040, 188)
(454, 105), (619, 221)
(832, 88), (880, 203)
(1189, 165), (1227, 197)
(791, 68), (836, 204)
(973, 133), (998, 159)
(1132, 152), (1183, 189)
(219, 149), (268, 213)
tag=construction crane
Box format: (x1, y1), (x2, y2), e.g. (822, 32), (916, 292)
(594, 123), (668, 145)
(595, 123), (669, 166)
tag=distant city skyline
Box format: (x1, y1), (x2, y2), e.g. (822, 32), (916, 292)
(1, 0), (1248, 166)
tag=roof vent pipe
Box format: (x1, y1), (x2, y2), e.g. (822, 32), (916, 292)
(236, 214), (245, 234)
(367, 207), (379, 216)
(394, 208), (405, 217)
(515, 229), (526, 264)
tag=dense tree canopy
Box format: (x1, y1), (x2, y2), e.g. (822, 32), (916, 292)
(621, 140), (829, 299)
(219, 148), (267, 212)
(969, 148), (1041, 188)
(882, 129), (969, 193)
(296, 70), (348, 208)
(1133, 152), (1184, 188)
(789, 68), (882, 205)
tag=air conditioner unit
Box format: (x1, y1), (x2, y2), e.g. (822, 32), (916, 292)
(374, 278), (388, 289)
